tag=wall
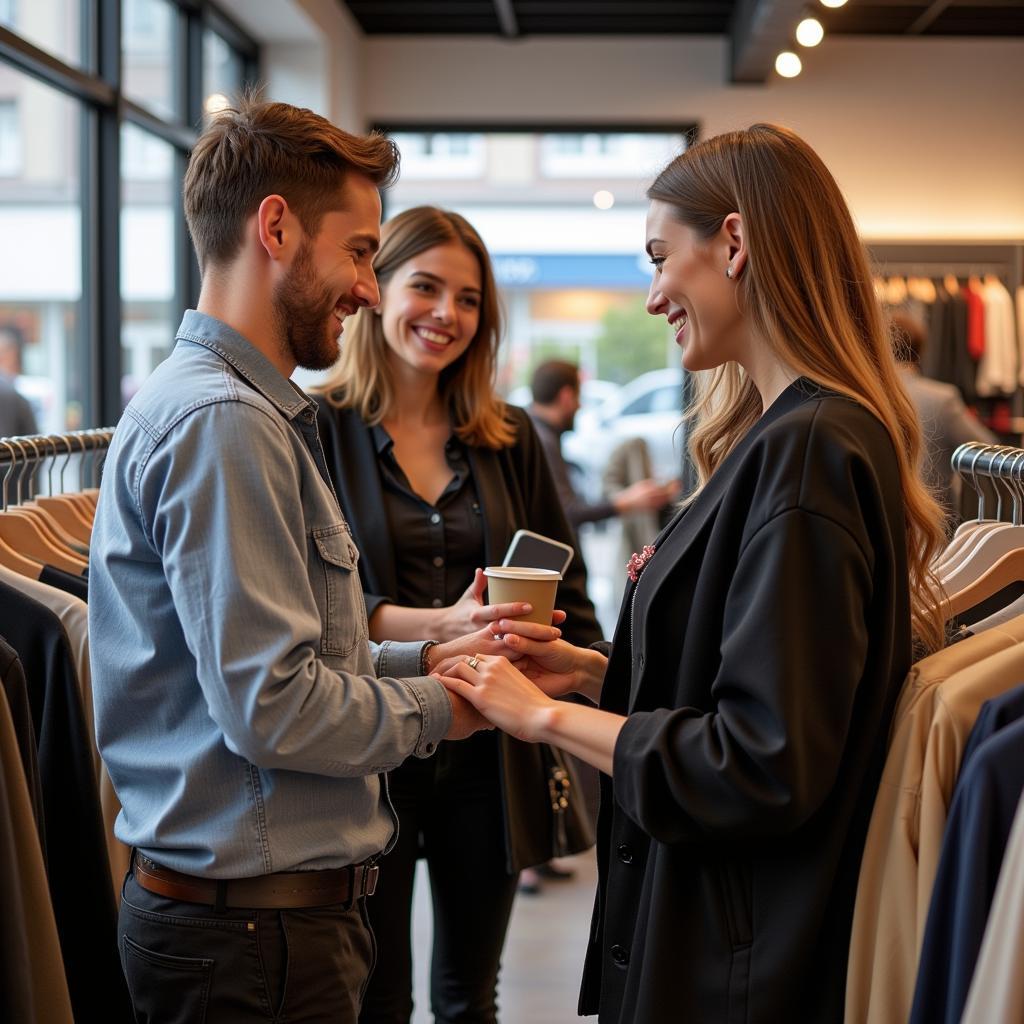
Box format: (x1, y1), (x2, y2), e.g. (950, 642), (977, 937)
(361, 34), (1024, 240)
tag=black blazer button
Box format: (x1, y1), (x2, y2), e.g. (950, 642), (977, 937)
(610, 944), (629, 967)
(617, 844), (633, 864)
(638, 652), (644, 668)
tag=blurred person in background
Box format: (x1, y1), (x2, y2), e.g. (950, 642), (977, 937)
(0, 325), (38, 436)
(891, 310), (996, 526)
(527, 359), (675, 536)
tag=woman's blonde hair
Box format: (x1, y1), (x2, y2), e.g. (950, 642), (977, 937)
(647, 124), (946, 652)
(319, 205), (515, 449)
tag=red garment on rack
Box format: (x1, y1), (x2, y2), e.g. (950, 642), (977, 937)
(964, 284), (986, 361)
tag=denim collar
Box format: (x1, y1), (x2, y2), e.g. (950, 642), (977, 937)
(175, 309), (314, 422)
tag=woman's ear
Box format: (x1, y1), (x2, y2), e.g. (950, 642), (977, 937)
(721, 212), (748, 281)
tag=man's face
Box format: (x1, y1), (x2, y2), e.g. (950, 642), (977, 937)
(559, 383), (582, 432)
(271, 174), (382, 371)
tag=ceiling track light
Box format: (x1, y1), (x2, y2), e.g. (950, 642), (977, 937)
(796, 15), (825, 47)
(775, 51), (803, 78)
(819, 0), (848, 8)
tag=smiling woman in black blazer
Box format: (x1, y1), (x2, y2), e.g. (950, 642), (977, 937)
(313, 206), (601, 1024)
(439, 125), (948, 1023)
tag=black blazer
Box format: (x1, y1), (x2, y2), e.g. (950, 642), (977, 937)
(314, 397), (603, 871)
(581, 381), (912, 1023)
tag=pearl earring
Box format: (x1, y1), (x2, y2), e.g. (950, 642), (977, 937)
(725, 265), (734, 279)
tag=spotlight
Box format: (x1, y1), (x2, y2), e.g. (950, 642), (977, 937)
(796, 16), (824, 46)
(593, 190), (615, 210)
(775, 52), (803, 78)
(204, 93), (229, 114)
(819, 0), (847, 8)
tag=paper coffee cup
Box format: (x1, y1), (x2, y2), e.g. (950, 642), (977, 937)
(484, 566), (562, 626)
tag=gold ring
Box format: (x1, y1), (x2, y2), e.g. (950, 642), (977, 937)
(467, 655), (480, 670)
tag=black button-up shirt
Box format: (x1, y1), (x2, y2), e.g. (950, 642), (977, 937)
(370, 424), (485, 616)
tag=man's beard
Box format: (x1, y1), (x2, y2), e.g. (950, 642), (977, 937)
(272, 237), (347, 372)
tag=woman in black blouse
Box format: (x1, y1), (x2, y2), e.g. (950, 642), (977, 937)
(314, 205), (601, 1024)
(438, 126), (949, 1023)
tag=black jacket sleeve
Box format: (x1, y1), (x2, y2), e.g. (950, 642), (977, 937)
(613, 506), (871, 843)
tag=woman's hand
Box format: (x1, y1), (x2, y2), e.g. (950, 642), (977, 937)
(424, 618), (562, 675)
(487, 618), (608, 703)
(436, 568), (567, 641)
(436, 654), (556, 743)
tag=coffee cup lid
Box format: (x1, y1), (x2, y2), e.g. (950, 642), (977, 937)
(484, 566), (563, 582)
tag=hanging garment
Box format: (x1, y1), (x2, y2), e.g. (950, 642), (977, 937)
(0, 562), (127, 893)
(961, 789), (1024, 1022)
(976, 278), (1018, 396)
(964, 282), (986, 362)
(0, 577), (132, 1022)
(0, 686), (73, 1024)
(845, 621), (1024, 1024)
(0, 636), (44, 842)
(909, 688), (1024, 1024)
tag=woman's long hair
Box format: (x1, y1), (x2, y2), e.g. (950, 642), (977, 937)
(647, 124), (946, 652)
(318, 205), (515, 449)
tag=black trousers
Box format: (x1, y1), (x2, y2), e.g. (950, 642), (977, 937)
(118, 869), (376, 1023)
(360, 732), (519, 1024)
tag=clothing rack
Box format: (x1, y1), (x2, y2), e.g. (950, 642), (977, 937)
(952, 442), (1024, 524)
(0, 429), (114, 501)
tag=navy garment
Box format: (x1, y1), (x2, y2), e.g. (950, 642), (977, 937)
(0, 579), (132, 1022)
(40, 564), (89, 602)
(909, 685), (1024, 1024)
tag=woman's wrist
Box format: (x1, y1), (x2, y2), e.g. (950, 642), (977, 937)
(573, 647), (608, 702)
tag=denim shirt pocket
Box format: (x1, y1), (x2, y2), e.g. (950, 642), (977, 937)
(312, 523), (369, 657)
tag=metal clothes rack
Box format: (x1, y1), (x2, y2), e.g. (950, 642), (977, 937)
(0, 429), (115, 506)
(952, 442), (1024, 525)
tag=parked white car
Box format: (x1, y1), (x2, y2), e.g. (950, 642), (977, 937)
(563, 368), (686, 499)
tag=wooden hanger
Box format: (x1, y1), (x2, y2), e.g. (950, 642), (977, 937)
(941, 452), (1024, 593)
(943, 547), (1024, 619)
(0, 441), (88, 574)
(932, 444), (1002, 571)
(23, 438), (92, 544)
(944, 273), (960, 295)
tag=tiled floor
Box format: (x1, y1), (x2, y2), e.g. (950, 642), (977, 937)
(410, 850), (598, 1023)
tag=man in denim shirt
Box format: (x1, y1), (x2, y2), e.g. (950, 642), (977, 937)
(89, 99), (536, 1024)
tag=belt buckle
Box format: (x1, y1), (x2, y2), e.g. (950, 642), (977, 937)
(361, 864), (380, 898)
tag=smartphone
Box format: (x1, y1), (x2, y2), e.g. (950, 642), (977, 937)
(502, 529), (574, 576)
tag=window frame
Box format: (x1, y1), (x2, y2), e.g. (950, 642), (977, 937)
(0, 0), (258, 426)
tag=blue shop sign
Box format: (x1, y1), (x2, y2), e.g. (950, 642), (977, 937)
(492, 253), (652, 289)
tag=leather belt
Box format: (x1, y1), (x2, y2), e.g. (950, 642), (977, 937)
(133, 853), (379, 910)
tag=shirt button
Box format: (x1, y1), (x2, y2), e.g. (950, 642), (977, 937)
(430, 513), (441, 525)
(424, 742), (435, 754)
(433, 556), (444, 568)
(610, 944), (629, 967)
(617, 844), (634, 865)
(431, 598), (443, 608)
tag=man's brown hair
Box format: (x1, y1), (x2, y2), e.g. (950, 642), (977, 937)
(531, 360), (580, 406)
(183, 95), (400, 272)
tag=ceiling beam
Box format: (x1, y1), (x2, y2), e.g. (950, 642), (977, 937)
(730, 0), (809, 83)
(493, 0), (520, 37)
(907, 0), (955, 33)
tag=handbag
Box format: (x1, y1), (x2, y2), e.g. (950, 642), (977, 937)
(539, 743), (596, 860)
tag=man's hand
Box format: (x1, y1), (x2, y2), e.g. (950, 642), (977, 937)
(443, 688), (495, 740)
(612, 477), (679, 514)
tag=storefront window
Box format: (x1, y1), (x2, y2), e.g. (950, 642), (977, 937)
(0, 0), (83, 70)
(120, 122), (176, 408)
(0, 66), (84, 431)
(123, 0), (181, 121)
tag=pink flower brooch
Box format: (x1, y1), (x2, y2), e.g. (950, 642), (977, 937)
(626, 545), (657, 583)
